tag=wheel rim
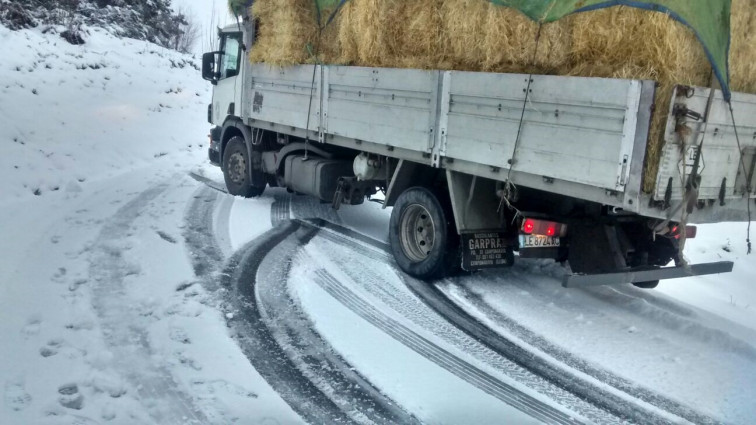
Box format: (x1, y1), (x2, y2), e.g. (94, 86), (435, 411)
(227, 152), (246, 184)
(399, 204), (436, 262)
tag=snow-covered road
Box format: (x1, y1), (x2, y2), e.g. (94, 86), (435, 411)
(3, 157), (756, 424)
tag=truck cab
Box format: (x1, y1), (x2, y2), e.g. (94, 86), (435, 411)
(203, 25), (246, 166)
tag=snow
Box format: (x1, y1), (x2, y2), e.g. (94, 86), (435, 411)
(659, 222), (756, 329)
(288, 237), (623, 424)
(0, 24), (298, 424)
(439, 226), (756, 423)
(289, 254), (547, 425)
(0, 24), (207, 203)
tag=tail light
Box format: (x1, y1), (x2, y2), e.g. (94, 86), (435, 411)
(522, 219), (535, 234)
(521, 218), (567, 237)
(671, 225), (697, 239)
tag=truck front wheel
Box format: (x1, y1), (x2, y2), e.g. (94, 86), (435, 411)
(222, 136), (265, 198)
(389, 187), (459, 280)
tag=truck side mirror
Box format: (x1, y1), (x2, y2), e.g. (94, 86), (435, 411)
(202, 52), (220, 85)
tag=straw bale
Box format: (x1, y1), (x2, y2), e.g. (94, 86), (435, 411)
(338, 0), (443, 68)
(439, 0), (490, 70)
(339, 0), (390, 66)
(482, 5), (571, 74)
(397, 0), (444, 68)
(337, 1), (359, 64)
(730, 0), (756, 94)
(248, 0), (340, 66)
(340, 0), (571, 73)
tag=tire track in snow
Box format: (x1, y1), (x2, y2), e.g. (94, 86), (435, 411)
(185, 176), (706, 423)
(301, 221), (716, 424)
(305, 238), (614, 423)
(182, 181), (358, 423)
(290, 193), (342, 225)
(255, 223), (422, 425)
(414, 281), (717, 425)
(578, 284), (756, 361)
(183, 186), (225, 284)
(187, 171), (228, 195)
(195, 173), (416, 424)
(271, 192), (292, 227)
(312, 268), (582, 425)
(89, 183), (208, 425)
(435, 283), (724, 425)
(220, 222), (356, 425)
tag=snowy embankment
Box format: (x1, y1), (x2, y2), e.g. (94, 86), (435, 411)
(0, 24), (204, 203)
(0, 24), (299, 424)
(659, 223), (755, 328)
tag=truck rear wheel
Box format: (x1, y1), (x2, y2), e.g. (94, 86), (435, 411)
(632, 280), (659, 289)
(222, 136), (265, 198)
(389, 187), (459, 280)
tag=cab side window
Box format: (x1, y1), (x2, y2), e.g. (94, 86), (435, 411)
(220, 34), (241, 79)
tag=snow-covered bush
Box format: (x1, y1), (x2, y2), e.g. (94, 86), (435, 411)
(0, 0), (194, 50)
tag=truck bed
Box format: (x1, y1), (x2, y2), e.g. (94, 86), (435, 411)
(243, 64), (756, 223)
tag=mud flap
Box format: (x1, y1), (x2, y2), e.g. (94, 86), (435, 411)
(567, 224), (627, 274)
(461, 232), (515, 271)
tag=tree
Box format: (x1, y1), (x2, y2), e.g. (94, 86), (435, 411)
(171, 7), (199, 54)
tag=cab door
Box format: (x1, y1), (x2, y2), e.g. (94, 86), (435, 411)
(211, 32), (243, 126)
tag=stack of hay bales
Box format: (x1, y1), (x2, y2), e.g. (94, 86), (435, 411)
(248, 0), (341, 65)
(246, 0), (755, 193)
(730, 0), (756, 95)
(335, 0), (573, 73)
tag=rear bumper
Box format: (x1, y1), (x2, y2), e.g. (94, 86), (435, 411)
(562, 261), (734, 288)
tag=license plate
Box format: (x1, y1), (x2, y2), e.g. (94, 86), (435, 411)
(519, 235), (560, 248)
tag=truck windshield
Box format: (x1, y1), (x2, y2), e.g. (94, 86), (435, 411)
(221, 34), (241, 79)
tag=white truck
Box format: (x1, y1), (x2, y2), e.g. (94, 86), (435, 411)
(201, 20), (755, 288)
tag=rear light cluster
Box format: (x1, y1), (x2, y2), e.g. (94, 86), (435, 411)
(670, 224), (697, 239)
(521, 218), (567, 237)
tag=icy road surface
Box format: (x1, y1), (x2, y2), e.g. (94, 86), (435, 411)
(2, 23), (756, 425)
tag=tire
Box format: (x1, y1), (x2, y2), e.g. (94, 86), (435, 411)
(389, 187), (459, 280)
(222, 136), (265, 198)
(633, 280), (659, 289)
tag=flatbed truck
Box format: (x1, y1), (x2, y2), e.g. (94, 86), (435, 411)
(201, 20), (755, 288)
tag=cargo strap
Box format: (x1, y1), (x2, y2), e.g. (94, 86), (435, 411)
(728, 100), (753, 254)
(503, 24), (543, 205)
(303, 29), (324, 161)
(318, 0), (348, 27)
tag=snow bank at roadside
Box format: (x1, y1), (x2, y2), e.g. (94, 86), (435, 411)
(0, 22), (302, 425)
(0, 24), (209, 204)
(660, 222), (756, 329)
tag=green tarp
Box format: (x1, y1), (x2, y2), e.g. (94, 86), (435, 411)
(313, 0), (733, 100)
